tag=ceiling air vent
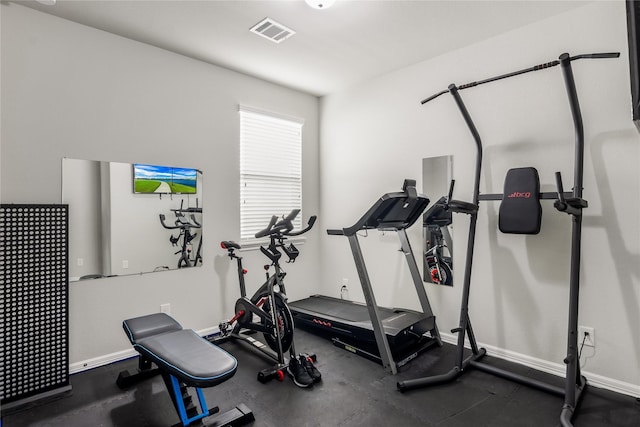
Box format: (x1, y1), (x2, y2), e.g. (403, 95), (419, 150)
(250, 18), (296, 44)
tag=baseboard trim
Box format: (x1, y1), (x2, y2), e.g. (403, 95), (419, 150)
(439, 332), (640, 398)
(69, 348), (137, 374)
(69, 326), (221, 375)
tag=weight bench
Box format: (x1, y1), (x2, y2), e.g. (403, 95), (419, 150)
(117, 313), (254, 427)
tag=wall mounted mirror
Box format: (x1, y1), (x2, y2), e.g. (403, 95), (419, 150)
(422, 155), (453, 286)
(62, 158), (203, 282)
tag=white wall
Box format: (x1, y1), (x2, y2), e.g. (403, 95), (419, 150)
(1, 4), (320, 367)
(320, 1), (640, 394)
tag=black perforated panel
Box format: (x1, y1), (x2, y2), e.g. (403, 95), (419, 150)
(0, 204), (70, 404)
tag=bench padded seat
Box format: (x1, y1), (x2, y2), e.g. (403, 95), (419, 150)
(123, 313), (238, 388)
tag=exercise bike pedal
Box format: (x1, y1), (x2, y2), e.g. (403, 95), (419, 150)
(218, 321), (231, 334)
(450, 327), (463, 334)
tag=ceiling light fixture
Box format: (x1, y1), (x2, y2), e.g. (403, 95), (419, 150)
(36, 0), (57, 5)
(305, 0), (336, 10)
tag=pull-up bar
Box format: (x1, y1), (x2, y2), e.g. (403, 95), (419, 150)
(421, 52), (619, 105)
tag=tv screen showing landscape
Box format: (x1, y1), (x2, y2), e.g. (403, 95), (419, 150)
(133, 164), (197, 194)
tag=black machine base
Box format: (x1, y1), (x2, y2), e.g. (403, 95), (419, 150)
(209, 329), (289, 384)
(332, 335), (439, 369)
(290, 295), (439, 367)
(184, 403), (254, 427)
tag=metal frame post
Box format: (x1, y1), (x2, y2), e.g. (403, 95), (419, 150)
(347, 233), (397, 374)
(397, 228), (441, 343)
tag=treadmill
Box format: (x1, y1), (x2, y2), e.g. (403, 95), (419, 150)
(289, 180), (442, 374)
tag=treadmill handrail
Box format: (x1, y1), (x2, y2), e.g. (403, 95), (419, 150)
(327, 229), (345, 236)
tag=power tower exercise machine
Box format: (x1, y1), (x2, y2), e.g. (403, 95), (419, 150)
(396, 52), (619, 427)
(289, 180), (442, 374)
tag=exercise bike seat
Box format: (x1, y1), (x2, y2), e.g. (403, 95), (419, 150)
(123, 313), (238, 388)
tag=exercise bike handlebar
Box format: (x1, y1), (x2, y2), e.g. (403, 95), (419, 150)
(254, 209), (316, 239)
(272, 209), (299, 234)
(159, 213), (181, 230)
(287, 215), (316, 237)
(254, 215), (280, 238)
(190, 214), (201, 227)
(420, 51), (620, 105)
(159, 213), (201, 230)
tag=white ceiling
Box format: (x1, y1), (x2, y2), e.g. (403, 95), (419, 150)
(16, 0), (589, 97)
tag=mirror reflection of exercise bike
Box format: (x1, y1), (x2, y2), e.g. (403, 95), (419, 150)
(215, 210), (320, 387)
(423, 182), (454, 286)
(159, 202), (202, 268)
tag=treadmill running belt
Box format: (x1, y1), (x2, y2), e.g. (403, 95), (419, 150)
(289, 295), (440, 368)
(290, 295), (394, 322)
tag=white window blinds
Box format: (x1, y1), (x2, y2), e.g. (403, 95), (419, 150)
(239, 106), (303, 243)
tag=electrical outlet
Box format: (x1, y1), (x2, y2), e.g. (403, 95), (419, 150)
(340, 278), (349, 300)
(160, 303), (171, 315)
(122, 260), (129, 269)
(578, 325), (595, 347)
(77, 258), (84, 267)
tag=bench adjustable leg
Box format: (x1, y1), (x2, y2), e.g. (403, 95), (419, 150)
(164, 374), (255, 427)
(116, 356), (161, 389)
(165, 374), (213, 427)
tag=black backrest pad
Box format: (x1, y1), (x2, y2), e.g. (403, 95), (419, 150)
(498, 167), (542, 235)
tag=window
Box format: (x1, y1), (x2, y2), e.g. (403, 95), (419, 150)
(239, 106), (304, 243)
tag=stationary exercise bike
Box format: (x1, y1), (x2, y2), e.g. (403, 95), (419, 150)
(423, 181), (455, 285)
(216, 210), (317, 383)
(159, 208), (202, 268)
(424, 226), (452, 285)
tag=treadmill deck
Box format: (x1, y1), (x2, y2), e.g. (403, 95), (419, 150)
(289, 295), (433, 339)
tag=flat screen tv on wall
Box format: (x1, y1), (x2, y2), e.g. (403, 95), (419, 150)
(133, 164), (198, 194)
